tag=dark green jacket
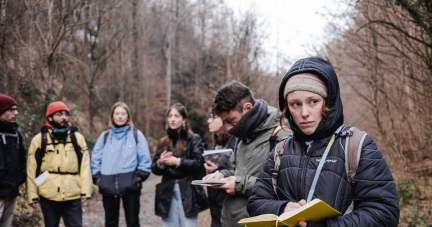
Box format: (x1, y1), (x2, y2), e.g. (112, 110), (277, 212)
(219, 105), (292, 227)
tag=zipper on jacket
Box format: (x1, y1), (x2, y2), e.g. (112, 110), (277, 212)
(300, 140), (330, 200)
(298, 142), (313, 200)
(115, 174), (119, 197)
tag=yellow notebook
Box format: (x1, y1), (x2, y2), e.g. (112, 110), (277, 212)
(238, 199), (341, 227)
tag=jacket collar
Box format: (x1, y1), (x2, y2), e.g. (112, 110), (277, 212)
(0, 120), (18, 134)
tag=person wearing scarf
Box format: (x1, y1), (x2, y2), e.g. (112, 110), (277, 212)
(26, 101), (92, 227)
(0, 94), (26, 227)
(204, 81), (292, 227)
(152, 103), (208, 227)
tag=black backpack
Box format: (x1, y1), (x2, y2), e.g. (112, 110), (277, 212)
(35, 126), (83, 177)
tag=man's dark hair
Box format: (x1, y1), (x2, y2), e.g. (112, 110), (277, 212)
(212, 80), (255, 116)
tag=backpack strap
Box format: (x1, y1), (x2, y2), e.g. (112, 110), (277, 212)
(103, 130), (110, 145)
(342, 127), (367, 215)
(133, 128), (138, 143)
(36, 126), (49, 177)
(343, 127), (367, 185)
(269, 125), (284, 153)
(69, 127), (83, 174)
(271, 138), (288, 200)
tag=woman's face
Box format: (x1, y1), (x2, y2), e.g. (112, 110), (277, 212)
(113, 106), (129, 126)
(287, 90), (325, 135)
(168, 108), (186, 130)
(207, 113), (224, 133)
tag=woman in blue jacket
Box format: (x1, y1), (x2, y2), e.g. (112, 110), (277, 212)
(91, 102), (152, 227)
(247, 57), (400, 226)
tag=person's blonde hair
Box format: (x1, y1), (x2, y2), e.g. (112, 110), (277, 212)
(108, 102), (134, 128)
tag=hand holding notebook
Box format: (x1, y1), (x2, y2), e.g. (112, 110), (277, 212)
(238, 199), (341, 227)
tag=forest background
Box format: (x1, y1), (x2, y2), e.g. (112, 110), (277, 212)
(0, 0), (431, 226)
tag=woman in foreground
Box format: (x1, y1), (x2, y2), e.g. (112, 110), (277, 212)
(246, 57), (400, 226)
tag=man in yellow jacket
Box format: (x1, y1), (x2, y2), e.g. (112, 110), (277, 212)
(26, 101), (92, 227)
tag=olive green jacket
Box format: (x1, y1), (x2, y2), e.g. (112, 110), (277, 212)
(219, 105), (292, 227)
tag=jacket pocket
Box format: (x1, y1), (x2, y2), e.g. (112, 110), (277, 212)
(155, 181), (174, 218)
(117, 171), (141, 195)
(0, 169), (10, 188)
(15, 169), (26, 187)
(38, 174), (59, 200)
(64, 175), (81, 198)
(178, 177), (208, 217)
(98, 174), (117, 196)
(41, 148), (56, 171)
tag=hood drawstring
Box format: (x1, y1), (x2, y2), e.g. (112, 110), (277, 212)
(0, 132), (19, 145)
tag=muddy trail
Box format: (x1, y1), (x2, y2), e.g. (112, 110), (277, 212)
(81, 174), (211, 227)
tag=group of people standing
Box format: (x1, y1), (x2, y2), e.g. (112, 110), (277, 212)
(0, 56), (400, 227)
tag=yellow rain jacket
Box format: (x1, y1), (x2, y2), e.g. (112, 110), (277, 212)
(26, 129), (92, 203)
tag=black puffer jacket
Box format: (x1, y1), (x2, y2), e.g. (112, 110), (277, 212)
(152, 133), (208, 218)
(247, 57), (400, 226)
(0, 121), (27, 197)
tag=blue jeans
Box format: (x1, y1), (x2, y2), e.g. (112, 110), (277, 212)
(162, 184), (198, 227)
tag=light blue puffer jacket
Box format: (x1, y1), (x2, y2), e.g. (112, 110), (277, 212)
(91, 126), (152, 196)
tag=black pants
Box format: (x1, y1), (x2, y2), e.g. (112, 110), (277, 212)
(40, 196), (82, 227)
(102, 191), (140, 227)
(207, 187), (228, 227)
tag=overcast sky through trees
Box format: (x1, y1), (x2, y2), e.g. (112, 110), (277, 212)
(225, 0), (341, 72)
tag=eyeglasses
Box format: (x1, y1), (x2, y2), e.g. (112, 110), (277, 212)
(54, 112), (70, 117)
(8, 107), (19, 113)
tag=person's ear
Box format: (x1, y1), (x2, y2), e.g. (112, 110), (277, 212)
(47, 116), (52, 122)
(243, 102), (253, 113)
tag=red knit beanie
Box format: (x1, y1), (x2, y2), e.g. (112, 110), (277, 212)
(46, 101), (70, 117)
(0, 94), (18, 114)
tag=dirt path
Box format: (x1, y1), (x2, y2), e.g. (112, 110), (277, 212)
(82, 174), (211, 227)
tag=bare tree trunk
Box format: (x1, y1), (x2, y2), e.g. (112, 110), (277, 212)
(195, 0), (206, 99)
(0, 0), (8, 92)
(132, 0), (139, 120)
(226, 52), (231, 81)
(119, 43), (124, 101)
(165, 0), (174, 111)
(89, 82), (94, 133)
(139, 1), (151, 136)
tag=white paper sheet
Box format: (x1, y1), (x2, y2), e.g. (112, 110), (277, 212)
(34, 171), (49, 187)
